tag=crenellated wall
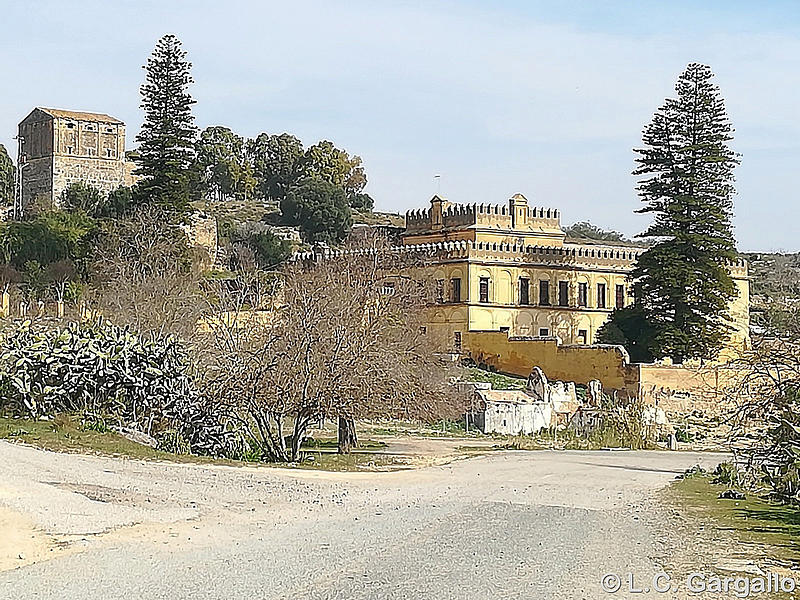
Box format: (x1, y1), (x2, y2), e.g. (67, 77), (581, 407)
(405, 195), (562, 239)
(296, 238), (645, 270)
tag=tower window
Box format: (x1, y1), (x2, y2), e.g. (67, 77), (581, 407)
(616, 285), (625, 309)
(578, 282), (588, 307)
(479, 277), (490, 303)
(450, 278), (461, 303)
(519, 278), (530, 305)
(558, 281), (569, 307)
(597, 283), (607, 309)
(539, 280), (550, 306)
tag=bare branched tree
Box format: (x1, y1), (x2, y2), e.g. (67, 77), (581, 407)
(88, 206), (205, 339)
(729, 305), (800, 504)
(198, 239), (462, 462)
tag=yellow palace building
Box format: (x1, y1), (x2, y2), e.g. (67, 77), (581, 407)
(401, 193), (750, 357)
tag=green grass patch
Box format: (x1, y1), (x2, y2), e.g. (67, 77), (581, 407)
(301, 437), (387, 450)
(361, 419), (484, 438)
(0, 415), (192, 462)
(0, 416), (411, 472)
(669, 473), (800, 567)
(465, 367), (527, 390)
(489, 427), (657, 451)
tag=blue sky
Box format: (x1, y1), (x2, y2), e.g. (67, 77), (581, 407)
(1, 0), (798, 251)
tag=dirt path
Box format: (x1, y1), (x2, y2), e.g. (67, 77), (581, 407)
(0, 441), (730, 599)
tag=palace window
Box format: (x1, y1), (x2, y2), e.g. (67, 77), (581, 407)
(578, 329), (588, 344)
(558, 281), (569, 307)
(539, 327), (550, 337)
(519, 278), (530, 305)
(453, 331), (463, 352)
(597, 283), (607, 308)
(436, 279), (445, 303)
(616, 284), (625, 309)
(450, 278), (461, 303)
(578, 282), (588, 307)
(538, 280), (550, 306)
(479, 277), (490, 303)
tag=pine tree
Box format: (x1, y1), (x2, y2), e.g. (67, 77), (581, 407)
(135, 34), (198, 214)
(0, 144), (14, 207)
(631, 63), (739, 363)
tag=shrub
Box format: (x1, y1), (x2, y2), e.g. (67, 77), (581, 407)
(0, 319), (196, 436)
(711, 461), (739, 486)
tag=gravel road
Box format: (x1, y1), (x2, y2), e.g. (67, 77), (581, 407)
(0, 441), (727, 599)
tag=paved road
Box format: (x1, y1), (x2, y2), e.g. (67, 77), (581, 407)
(0, 441), (726, 599)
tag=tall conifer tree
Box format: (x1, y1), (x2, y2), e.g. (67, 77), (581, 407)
(135, 34), (198, 214)
(0, 144), (14, 207)
(631, 63), (739, 363)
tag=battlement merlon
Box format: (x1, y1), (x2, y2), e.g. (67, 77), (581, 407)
(404, 193), (565, 239)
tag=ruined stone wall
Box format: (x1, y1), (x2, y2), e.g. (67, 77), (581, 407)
(463, 331), (636, 390)
(464, 330), (751, 418)
(181, 213), (218, 269)
(635, 364), (749, 415)
(483, 401), (553, 435)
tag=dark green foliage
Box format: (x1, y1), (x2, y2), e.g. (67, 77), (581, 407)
(61, 182), (104, 216)
(105, 186), (135, 217)
(135, 34), (198, 215)
(596, 305), (657, 363)
(61, 183), (136, 219)
(281, 178), (352, 244)
(222, 220), (292, 270)
(349, 192), (374, 212)
(239, 231), (292, 269)
(295, 140), (367, 197)
(0, 263), (21, 292)
(631, 63), (739, 363)
(0, 210), (97, 274)
(563, 221), (627, 243)
(248, 133), (304, 203)
(195, 126), (255, 202)
(0, 144), (13, 207)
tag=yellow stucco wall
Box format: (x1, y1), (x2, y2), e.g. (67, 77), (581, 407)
(463, 331), (635, 390)
(462, 331), (751, 417)
(405, 195), (751, 364)
(426, 258), (633, 346)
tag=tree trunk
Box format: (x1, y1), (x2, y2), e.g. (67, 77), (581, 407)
(338, 416), (358, 454)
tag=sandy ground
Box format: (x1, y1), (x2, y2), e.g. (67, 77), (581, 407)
(0, 440), (732, 599)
